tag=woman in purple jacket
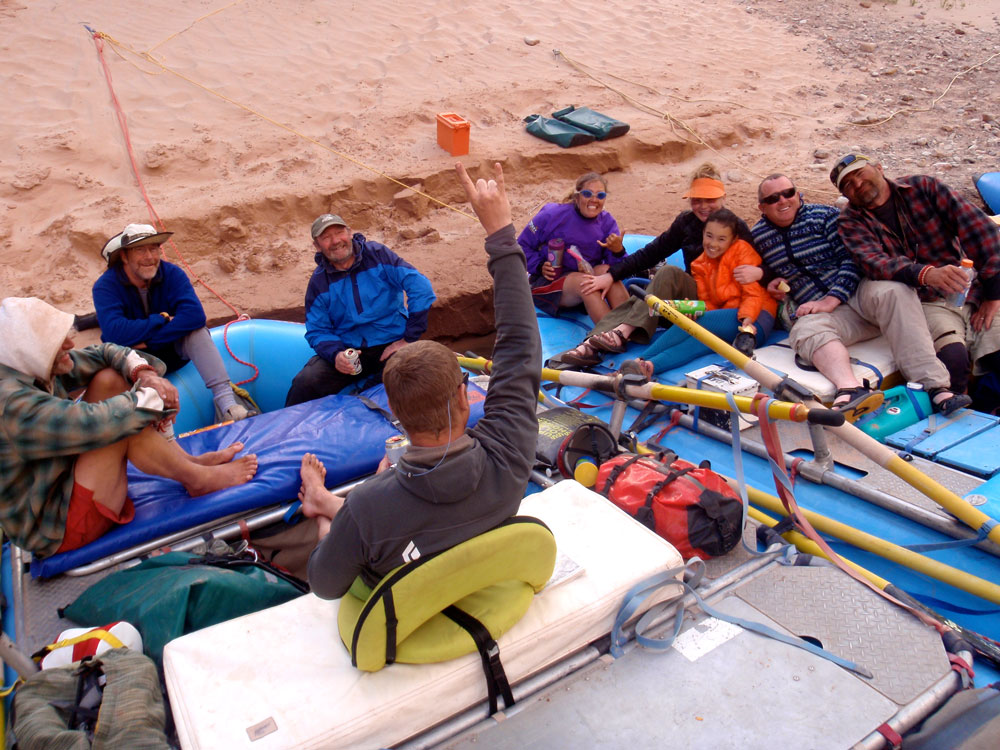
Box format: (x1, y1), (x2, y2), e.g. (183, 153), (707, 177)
(518, 172), (629, 324)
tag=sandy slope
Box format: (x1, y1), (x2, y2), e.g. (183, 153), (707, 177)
(1, 0), (997, 343)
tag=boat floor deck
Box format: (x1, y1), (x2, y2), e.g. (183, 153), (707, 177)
(425, 522), (954, 749)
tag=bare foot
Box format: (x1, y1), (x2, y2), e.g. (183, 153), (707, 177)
(190, 441), (245, 466)
(298, 453), (340, 518)
(186, 454), (258, 496)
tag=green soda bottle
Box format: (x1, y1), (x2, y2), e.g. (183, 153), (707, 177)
(669, 299), (706, 316)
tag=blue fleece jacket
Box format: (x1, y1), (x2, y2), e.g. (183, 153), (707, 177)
(92, 260), (207, 366)
(305, 233), (436, 362)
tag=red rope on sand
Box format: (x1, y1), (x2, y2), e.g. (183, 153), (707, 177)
(90, 30), (259, 384)
(751, 393), (947, 635)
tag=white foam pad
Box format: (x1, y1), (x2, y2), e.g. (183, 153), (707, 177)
(164, 480), (683, 749)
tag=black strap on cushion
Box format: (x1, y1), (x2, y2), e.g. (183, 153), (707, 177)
(383, 588), (398, 666)
(443, 605), (515, 716)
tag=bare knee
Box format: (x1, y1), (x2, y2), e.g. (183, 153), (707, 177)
(82, 367), (129, 403)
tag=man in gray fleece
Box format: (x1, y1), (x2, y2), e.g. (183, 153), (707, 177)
(303, 162), (541, 598)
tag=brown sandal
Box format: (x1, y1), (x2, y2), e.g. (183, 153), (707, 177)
(588, 329), (628, 354)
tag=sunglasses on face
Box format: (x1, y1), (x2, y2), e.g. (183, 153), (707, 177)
(830, 153), (871, 185)
(461, 371), (469, 388)
(761, 187), (798, 205)
(578, 189), (607, 200)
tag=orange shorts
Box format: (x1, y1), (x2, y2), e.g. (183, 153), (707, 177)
(56, 483), (135, 554)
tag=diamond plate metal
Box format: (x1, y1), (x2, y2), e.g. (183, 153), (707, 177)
(736, 565), (949, 704)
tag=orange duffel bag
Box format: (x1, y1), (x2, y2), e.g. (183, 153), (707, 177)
(596, 453), (742, 560)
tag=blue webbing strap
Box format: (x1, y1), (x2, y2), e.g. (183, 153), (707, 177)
(609, 559), (870, 676)
(904, 518), (999, 552)
(896, 414), (939, 459)
(851, 358), (884, 388)
(724, 392), (769, 559)
(903, 387), (930, 422)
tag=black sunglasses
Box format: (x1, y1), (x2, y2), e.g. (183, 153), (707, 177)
(460, 371), (469, 388)
(761, 187), (797, 205)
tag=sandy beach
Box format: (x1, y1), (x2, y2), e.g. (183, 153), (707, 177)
(2, 0), (998, 344)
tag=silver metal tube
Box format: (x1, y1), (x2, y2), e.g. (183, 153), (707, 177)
(851, 648), (973, 749)
(64, 475), (372, 576)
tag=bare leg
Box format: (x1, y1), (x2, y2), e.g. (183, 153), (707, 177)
(74, 368), (257, 514)
(811, 340), (863, 395)
(561, 272), (613, 324)
(181, 441), (245, 466)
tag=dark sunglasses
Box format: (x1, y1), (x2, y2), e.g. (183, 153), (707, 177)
(460, 371), (469, 388)
(760, 187), (797, 205)
(578, 189), (607, 200)
(829, 153), (871, 185)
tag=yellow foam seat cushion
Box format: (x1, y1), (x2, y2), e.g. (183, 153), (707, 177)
(338, 516), (556, 672)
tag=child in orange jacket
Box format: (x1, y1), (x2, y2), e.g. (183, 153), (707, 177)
(639, 208), (776, 374)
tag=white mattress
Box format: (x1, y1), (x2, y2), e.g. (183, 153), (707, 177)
(753, 336), (897, 402)
(164, 480), (684, 750)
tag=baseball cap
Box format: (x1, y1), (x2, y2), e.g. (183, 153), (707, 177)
(830, 154), (873, 190)
(682, 177), (726, 200)
(311, 214), (348, 239)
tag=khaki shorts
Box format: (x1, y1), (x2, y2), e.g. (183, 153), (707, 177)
(922, 300), (1000, 375)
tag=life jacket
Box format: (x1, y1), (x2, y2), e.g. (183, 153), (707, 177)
(597, 453), (742, 559)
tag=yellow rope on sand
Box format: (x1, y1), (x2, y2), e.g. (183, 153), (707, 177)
(147, 0), (248, 54)
(851, 51), (1000, 127)
(93, 30), (478, 223)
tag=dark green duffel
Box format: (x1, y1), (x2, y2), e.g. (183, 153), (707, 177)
(523, 114), (595, 148)
(552, 105), (630, 140)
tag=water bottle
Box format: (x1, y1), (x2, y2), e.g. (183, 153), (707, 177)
(547, 238), (565, 269)
(946, 259), (975, 308)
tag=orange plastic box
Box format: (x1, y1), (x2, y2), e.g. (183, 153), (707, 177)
(436, 113), (470, 156)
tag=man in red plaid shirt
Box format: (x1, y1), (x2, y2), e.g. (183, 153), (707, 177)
(834, 153), (1000, 410)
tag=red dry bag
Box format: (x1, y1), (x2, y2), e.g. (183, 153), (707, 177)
(596, 454), (742, 559)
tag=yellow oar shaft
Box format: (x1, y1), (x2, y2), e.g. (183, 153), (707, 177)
(745, 485), (1000, 605)
(458, 356), (813, 423)
(637, 291), (1000, 547)
(748, 506), (890, 588)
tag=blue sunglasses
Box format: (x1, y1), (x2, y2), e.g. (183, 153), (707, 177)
(578, 189), (607, 200)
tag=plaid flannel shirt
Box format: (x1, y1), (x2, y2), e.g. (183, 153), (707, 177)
(0, 344), (165, 556)
(838, 175), (1000, 304)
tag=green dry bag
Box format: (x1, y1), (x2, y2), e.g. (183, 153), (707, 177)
(552, 105), (630, 140)
(523, 114), (595, 148)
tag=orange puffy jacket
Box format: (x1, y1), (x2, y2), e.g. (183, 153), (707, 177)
(690, 239), (777, 324)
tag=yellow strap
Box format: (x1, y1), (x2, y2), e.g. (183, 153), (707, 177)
(44, 629), (126, 654)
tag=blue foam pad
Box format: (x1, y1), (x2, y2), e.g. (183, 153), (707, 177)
(32, 381), (488, 579)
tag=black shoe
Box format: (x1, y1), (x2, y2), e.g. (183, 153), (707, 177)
(732, 332), (756, 357)
(929, 388), (973, 416)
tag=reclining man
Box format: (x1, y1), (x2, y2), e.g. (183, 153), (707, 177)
(300, 162), (541, 598)
(284, 213), (436, 407)
(747, 173), (967, 419)
(92, 223), (251, 423)
(0, 297), (257, 558)
(833, 153), (1000, 407)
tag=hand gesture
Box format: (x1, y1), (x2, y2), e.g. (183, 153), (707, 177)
(598, 232), (625, 255)
(455, 162), (512, 236)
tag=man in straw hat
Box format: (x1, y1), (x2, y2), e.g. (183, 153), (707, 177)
(92, 223), (252, 423)
(0, 296), (257, 558)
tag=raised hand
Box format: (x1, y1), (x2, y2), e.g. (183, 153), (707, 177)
(455, 162), (512, 236)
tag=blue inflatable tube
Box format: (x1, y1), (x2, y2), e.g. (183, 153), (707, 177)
(976, 172), (1000, 215)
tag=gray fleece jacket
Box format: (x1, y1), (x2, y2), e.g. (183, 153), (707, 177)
(308, 224), (541, 598)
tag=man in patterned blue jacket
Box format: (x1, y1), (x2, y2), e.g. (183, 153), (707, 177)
(285, 214), (436, 406)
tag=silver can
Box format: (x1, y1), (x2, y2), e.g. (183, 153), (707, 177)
(344, 347), (362, 375)
(385, 434), (409, 467)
